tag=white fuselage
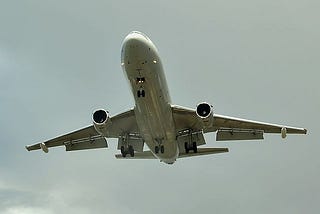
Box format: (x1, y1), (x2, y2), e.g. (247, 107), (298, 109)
(121, 31), (179, 164)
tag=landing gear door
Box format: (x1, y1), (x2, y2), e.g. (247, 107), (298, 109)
(177, 131), (206, 152)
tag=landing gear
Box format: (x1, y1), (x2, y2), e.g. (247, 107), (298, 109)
(185, 142), (189, 154)
(192, 142), (197, 153)
(137, 89), (145, 97)
(121, 145), (134, 157)
(129, 145), (134, 157)
(155, 145), (165, 154)
(185, 142), (197, 153)
(160, 145), (164, 153)
(137, 76), (145, 98)
(121, 146), (126, 157)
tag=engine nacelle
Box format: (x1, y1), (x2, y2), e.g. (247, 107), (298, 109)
(196, 102), (214, 127)
(92, 109), (110, 135)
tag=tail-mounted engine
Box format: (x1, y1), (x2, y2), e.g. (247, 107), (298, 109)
(92, 109), (110, 135)
(196, 102), (214, 127)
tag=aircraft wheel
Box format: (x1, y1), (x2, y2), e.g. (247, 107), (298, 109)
(155, 146), (159, 154)
(129, 145), (134, 157)
(121, 146), (126, 157)
(160, 145), (164, 153)
(184, 142), (189, 154)
(137, 90), (145, 97)
(192, 142), (197, 153)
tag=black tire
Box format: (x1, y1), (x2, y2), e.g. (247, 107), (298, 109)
(121, 146), (126, 157)
(192, 142), (197, 153)
(160, 145), (164, 153)
(142, 90), (145, 97)
(129, 145), (134, 157)
(155, 146), (159, 154)
(184, 142), (189, 153)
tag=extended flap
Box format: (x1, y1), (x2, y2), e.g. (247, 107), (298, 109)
(65, 137), (107, 151)
(216, 129), (264, 141)
(179, 148), (229, 158)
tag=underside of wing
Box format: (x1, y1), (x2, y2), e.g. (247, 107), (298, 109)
(171, 105), (204, 132)
(213, 114), (307, 134)
(115, 151), (156, 159)
(213, 115), (306, 141)
(26, 108), (140, 152)
(26, 125), (104, 152)
(106, 108), (139, 138)
(172, 105), (307, 142)
(178, 147), (229, 158)
(115, 148), (229, 160)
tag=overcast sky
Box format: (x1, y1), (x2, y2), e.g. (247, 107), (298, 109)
(0, 0), (319, 213)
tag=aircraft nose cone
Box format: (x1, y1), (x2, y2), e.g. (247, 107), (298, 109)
(127, 31), (150, 41)
(123, 31), (150, 48)
(121, 31), (152, 63)
(121, 31), (159, 66)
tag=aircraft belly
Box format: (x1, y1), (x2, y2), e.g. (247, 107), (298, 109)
(132, 67), (178, 162)
(134, 75), (178, 162)
(122, 35), (178, 163)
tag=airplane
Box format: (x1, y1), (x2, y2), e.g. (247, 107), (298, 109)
(26, 31), (307, 164)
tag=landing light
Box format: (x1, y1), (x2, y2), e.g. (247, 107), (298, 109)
(153, 60), (157, 64)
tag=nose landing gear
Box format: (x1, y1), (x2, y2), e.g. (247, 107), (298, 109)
(137, 89), (145, 97)
(136, 77), (145, 98)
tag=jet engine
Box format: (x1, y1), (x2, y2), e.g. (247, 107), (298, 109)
(92, 109), (110, 135)
(196, 102), (214, 127)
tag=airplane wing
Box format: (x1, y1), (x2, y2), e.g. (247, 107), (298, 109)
(115, 151), (156, 159)
(26, 109), (139, 152)
(172, 105), (307, 141)
(115, 148), (229, 160)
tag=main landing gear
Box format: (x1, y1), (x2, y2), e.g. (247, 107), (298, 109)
(121, 145), (134, 157)
(155, 145), (164, 154)
(185, 142), (197, 154)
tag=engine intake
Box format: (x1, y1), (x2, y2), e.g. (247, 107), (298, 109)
(93, 109), (108, 124)
(196, 102), (214, 127)
(196, 102), (213, 118)
(92, 109), (110, 135)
